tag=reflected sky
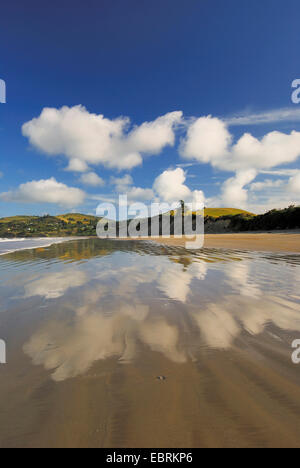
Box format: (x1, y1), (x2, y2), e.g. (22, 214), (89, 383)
(0, 239), (300, 382)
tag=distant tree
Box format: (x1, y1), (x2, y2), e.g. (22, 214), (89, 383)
(179, 200), (186, 235)
(179, 200), (185, 214)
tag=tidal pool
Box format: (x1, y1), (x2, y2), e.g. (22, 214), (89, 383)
(0, 238), (300, 448)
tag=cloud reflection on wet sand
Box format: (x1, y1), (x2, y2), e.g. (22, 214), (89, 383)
(19, 247), (300, 382)
(1, 240), (300, 447)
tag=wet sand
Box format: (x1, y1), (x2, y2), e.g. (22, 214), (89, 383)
(2, 330), (300, 448)
(150, 231), (300, 253)
(0, 239), (300, 448)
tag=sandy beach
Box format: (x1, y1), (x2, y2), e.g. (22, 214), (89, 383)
(148, 231), (300, 253)
(0, 238), (300, 448)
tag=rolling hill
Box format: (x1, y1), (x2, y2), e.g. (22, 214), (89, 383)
(0, 214), (101, 238)
(56, 213), (101, 224)
(0, 215), (39, 224)
(1, 206), (298, 237)
(204, 208), (255, 218)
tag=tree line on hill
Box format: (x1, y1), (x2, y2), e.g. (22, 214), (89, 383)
(204, 205), (300, 233)
(0, 215), (100, 238)
(0, 206), (299, 238)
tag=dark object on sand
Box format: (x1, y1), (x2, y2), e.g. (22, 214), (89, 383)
(156, 376), (166, 381)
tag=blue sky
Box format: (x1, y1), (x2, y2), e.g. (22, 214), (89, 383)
(0, 0), (300, 216)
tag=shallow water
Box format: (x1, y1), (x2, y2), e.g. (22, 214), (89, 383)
(0, 238), (300, 448)
(0, 237), (74, 255)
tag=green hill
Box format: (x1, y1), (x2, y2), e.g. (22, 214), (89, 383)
(0, 215), (39, 224)
(204, 208), (255, 218)
(2, 207), (298, 238)
(204, 206), (300, 232)
(56, 213), (101, 224)
(169, 207), (255, 218)
(0, 214), (101, 238)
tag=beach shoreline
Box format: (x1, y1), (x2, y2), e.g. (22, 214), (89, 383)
(0, 237), (82, 256)
(1, 232), (299, 255)
(146, 231), (300, 253)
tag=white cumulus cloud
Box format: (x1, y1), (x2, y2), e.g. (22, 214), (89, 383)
(231, 131), (300, 171)
(110, 174), (134, 192)
(180, 115), (300, 172)
(109, 174), (153, 202)
(79, 172), (105, 187)
(288, 172), (300, 194)
(0, 177), (86, 207)
(180, 115), (300, 211)
(250, 179), (284, 191)
(220, 170), (257, 208)
(66, 158), (89, 173)
(180, 116), (232, 165)
(153, 167), (204, 208)
(22, 105), (183, 171)
(127, 186), (154, 202)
